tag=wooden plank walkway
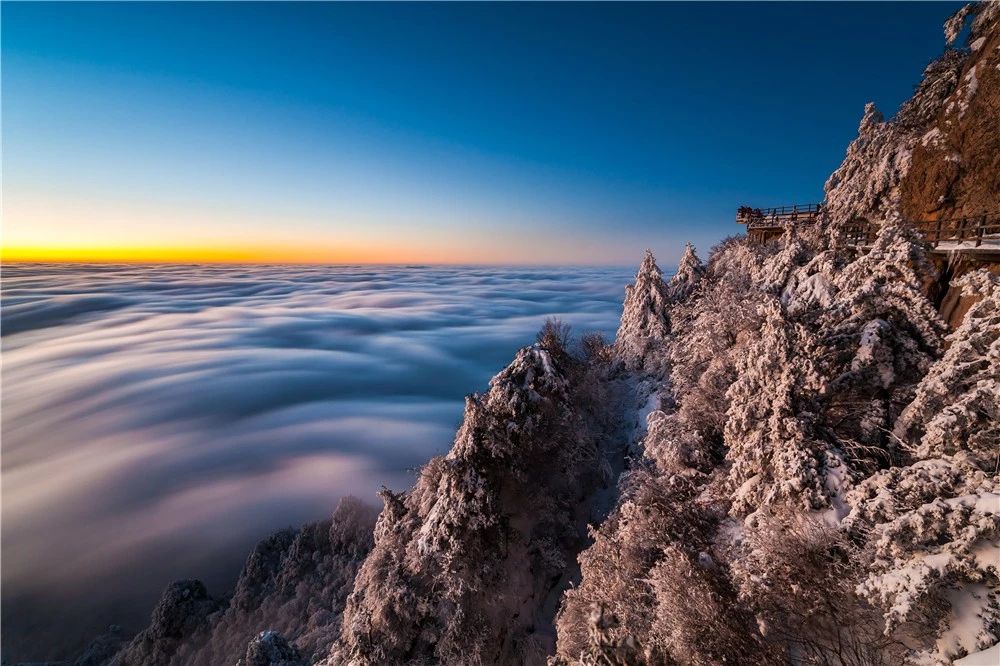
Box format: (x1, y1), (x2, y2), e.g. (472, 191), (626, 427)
(736, 205), (1000, 253)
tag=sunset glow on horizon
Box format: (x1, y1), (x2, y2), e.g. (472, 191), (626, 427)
(2, 2), (956, 266)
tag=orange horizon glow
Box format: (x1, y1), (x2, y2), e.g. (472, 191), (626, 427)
(1, 190), (633, 266)
(0, 241), (617, 266)
(1, 243), (460, 265)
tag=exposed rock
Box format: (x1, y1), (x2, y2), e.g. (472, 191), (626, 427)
(241, 631), (305, 666)
(824, 53), (966, 228)
(109, 580), (220, 666)
(901, 2), (1000, 222)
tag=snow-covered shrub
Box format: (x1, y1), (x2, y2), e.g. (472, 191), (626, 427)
(241, 631), (305, 666)
(724, 300), (833, 514)
(580, 331), (613, 365)
(646, 545), (778, 665)
(781, 248), (839, 316)
(817, 222), (945, 459)
(845, 453), (1000, 664)
(894, 269), (1000, 470)
(643, 409), (716, 475)
(538, 317), (573, 358)
(755, 233), (813, 295)
(667, 239), (765, 443)
(849, 471), (1000, 664)
(730, 514), (899, 665)
(553, 470), (717, 664)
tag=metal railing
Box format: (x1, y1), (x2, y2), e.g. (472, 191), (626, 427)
(737, 204), (823, 229)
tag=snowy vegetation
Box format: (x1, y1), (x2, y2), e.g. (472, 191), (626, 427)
(56, 4), (998, 666)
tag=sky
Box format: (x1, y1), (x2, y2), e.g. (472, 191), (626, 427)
(2, 1), (963, 266)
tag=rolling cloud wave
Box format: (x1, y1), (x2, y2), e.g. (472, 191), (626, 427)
(1, 263), (631, 661)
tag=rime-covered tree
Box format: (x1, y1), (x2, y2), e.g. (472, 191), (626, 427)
(817, 221), (945, 457)
(665, 242), (705, 303)
(845, 456), (1000, 663)
(894, 269), (1000, 470)
(724, 300), (835, 514)
(614, 250), (670, 370)
(329, 335), (619, 665)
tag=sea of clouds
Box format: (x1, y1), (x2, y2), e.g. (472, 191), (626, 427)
(1, 262), (634, 660)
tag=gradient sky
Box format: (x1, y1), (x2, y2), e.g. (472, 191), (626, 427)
(2, 1), (962, 265)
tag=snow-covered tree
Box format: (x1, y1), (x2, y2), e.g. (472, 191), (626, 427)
(846, 458), (1000, 664)
(665, 242), (705, 303)
(817, 222), (945, 458)
(724, 300), (834, 515)
(553, 470), (723, 665)
(667, 238), (766, 442)
(614, 250), (671, 370)
(330, 331), (622, 666)
(894, 269), (1000, 470)
(242, 631), (305, 666)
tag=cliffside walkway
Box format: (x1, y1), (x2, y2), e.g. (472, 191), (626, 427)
(913, 213), (1000, 252)
(737, 204), (1000, 255)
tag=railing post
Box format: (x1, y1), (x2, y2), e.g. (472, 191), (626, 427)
(977, 215), (986, 247)
(935, 218), (942, 248)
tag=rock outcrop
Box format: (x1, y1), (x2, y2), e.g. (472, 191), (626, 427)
(240, 631), (305, 666)
(823, 2), (999, 231)
(901, 2), (1000, 223)
(109, 580), (220, 666)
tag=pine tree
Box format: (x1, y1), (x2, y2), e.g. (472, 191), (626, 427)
(666, 243), (705, 303)
(614, 250), (671, 370)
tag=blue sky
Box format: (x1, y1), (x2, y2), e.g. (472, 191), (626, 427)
(2, 1), (962, 265)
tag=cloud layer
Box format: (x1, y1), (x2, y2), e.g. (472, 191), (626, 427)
(1, 262), (631, 660)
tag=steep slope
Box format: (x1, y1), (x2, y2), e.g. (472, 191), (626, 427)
(52, 6), (998, 666)
(326, 334), (633, 666)
(554, 5), (999, 665)
(901, 3), (1000, 222)
(102, 497), (377, 666)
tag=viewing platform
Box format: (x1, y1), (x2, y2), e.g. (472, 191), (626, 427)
(737, 205), (999, 257)
(736, 204), (822, 243)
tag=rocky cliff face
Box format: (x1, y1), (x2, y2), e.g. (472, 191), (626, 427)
(901, 3), (1000, 222)
(824, 2), (999, 229)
